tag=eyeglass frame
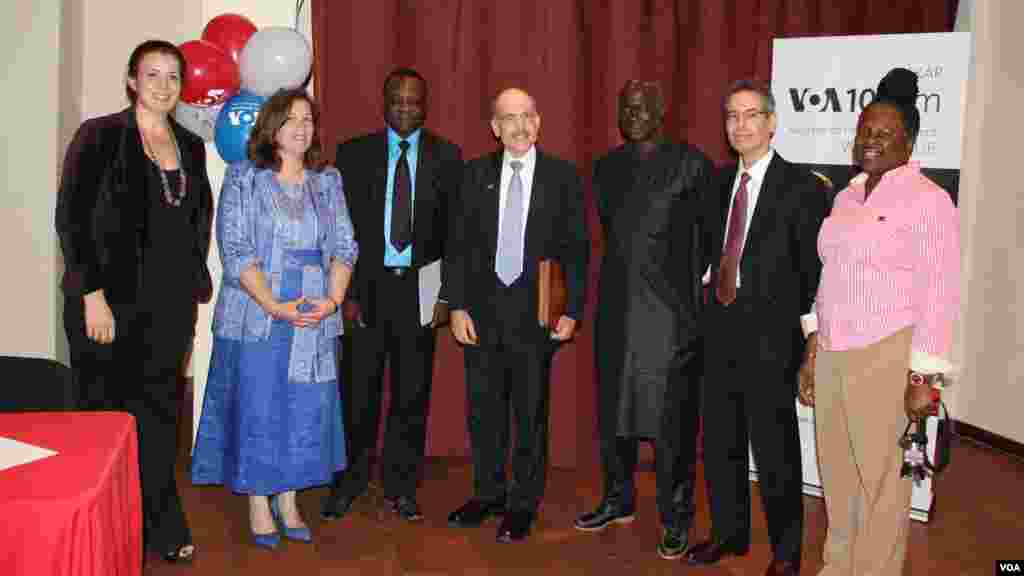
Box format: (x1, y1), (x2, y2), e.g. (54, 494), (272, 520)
(725, 109), (772, 126)
(494, 110), (540, 127)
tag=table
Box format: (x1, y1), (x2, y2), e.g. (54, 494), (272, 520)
(0, 412), (142, 576)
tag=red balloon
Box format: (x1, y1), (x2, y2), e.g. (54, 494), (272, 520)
(201, 13), (258, 64)
(179, 40), (239, 107)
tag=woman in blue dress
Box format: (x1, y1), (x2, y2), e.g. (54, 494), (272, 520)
(191, 88), (358, 548)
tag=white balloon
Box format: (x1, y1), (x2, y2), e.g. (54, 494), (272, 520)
(239, 27), (312, 97)
(174, 101), (222, 142)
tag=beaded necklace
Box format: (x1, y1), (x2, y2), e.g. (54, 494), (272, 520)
(141, 125), (187, 207)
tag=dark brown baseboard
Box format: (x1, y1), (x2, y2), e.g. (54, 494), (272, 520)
(955, 420), (1024, 460)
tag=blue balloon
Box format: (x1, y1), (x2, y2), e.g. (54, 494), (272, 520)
(214, 91), (265, 162)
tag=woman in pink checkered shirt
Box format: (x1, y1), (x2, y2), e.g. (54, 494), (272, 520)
(798, 68), (960, 576)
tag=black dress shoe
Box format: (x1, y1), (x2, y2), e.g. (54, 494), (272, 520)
(320, 491), (359, 521)
(447, 498), (506, 528)
(496, 509), (534, 543)
(386, 495), (424, 521)
(764, 559), (799, 576)
(162, 544), (195, 563)
(685, 538), (750, 565)
(574, 500), (635, 532)
(656, 526), (689, 560)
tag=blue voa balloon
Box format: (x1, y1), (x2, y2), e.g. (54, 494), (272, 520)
(214, 91), (265, 163)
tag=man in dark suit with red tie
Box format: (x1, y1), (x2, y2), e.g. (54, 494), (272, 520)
(321, 68), (463, 522)
(446, 87), (589, 543)
(685, 80), (828, 576)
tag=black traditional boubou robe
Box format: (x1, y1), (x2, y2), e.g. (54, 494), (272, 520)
(593, 140), (713, 439)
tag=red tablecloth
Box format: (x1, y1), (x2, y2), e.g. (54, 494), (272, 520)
(0, 412), (142, 576)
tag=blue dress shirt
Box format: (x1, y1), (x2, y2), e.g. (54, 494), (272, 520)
(384, 127), (419, 266)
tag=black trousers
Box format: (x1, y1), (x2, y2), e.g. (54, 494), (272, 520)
(598, 344), (702, 530)
(64, 296), (192, 555)
(463, 332), (555, 513)
(333, 270), (435, 499)
(701, 300), (804, 564)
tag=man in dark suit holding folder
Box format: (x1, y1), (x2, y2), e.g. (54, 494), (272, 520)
(321, 68), (463, 522)
(446, 87), (588, 543)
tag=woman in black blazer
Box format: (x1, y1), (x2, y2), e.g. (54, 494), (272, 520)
(55, 39), (213, 564)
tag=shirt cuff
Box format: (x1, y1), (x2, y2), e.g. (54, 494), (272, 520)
(800, 312), (818, 338)
(910, 349), (956, 378)
(701, 266), (710, 286)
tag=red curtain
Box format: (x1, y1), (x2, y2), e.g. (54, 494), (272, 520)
(311, 0), (954, 470)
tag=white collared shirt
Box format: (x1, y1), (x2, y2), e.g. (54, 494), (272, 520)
(497, 145), (537, 250)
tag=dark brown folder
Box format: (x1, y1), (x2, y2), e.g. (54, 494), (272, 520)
(537, 259), (567, 328)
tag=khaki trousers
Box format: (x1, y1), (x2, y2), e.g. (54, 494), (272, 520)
(814, 327), (914, 576)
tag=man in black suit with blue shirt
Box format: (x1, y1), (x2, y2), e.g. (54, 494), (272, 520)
(321, 68), (463, 522)
(446, 87), (589, 543)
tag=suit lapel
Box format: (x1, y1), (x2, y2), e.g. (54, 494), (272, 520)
(487, 151), (503, 259)
(118, 110), (147, 230)
(412, 131), (436, 261)
(371, 131), (389, 261)
(741, 154), (783, 270)
(524, 149), (547, 262)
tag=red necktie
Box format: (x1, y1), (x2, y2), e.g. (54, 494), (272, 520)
(716, 172), (750, 306)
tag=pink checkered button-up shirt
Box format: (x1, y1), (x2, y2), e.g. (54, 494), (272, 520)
(802, 162), (959, 373)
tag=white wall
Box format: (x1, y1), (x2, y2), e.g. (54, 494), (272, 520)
(1, 2), (62, 360)
(952, 0), (1024, 443)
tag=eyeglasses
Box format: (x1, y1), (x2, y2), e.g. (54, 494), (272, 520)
(725, 110), (771, 125)
(496, 111), (539, 126)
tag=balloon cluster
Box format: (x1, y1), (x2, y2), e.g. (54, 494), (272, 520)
(173, 14), (313, 163)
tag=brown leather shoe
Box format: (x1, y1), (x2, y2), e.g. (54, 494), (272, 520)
(764, 559), (799, 576)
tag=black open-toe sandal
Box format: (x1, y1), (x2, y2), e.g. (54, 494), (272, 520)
(163, 544), (195, 564)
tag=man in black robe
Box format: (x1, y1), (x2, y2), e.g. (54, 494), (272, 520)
(574, 80), (713, 560)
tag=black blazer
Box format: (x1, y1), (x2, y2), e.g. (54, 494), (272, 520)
(55, 108), (214, 307)
(704, 151), (828, 357)
(448, 148), (589, 337)
(335, 129), (463, 326)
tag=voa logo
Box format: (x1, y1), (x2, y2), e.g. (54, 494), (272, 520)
(788, 88), (941, 114)
(998, 561), (1023, 573)
(227, 107), (259, 127)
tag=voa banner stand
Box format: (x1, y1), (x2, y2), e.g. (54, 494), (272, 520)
(751, 32), (970, 522)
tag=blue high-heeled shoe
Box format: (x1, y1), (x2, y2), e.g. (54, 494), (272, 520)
(251, 530), (280, 550)
(270, 495), (313, 543)
(252, 498), (281, 550)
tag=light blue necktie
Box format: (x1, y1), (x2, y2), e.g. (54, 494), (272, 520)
(496, 160), (524, 286)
